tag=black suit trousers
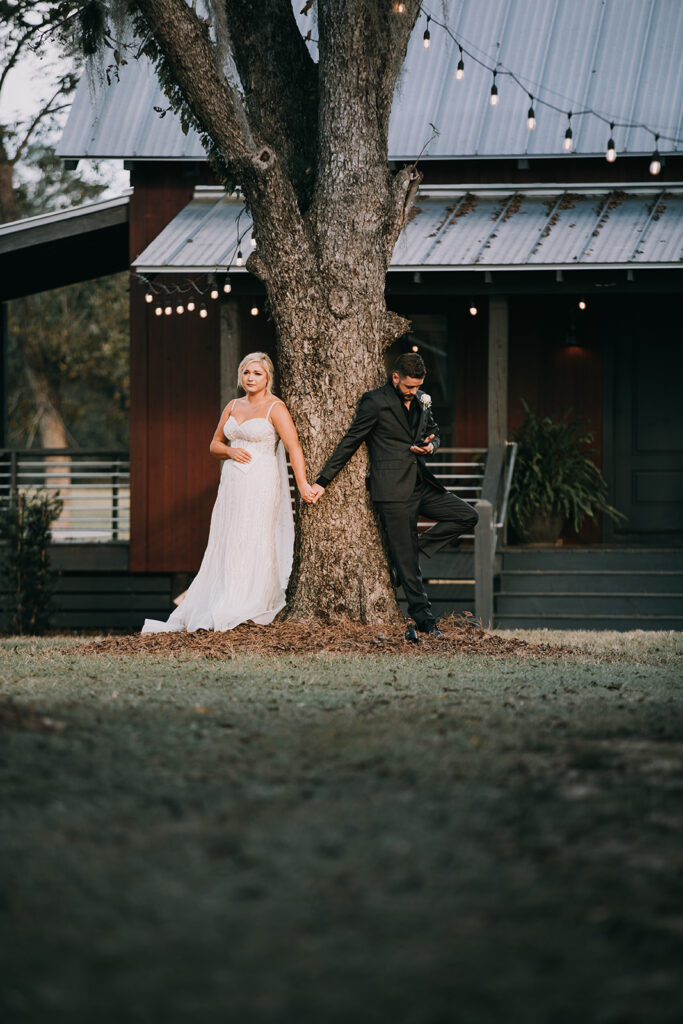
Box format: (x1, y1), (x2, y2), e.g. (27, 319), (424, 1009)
(376, 479), (479, 630)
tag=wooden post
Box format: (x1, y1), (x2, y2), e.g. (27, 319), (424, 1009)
(220, 300), (242, 407)
(475, 499), (493, 628)
(488, 297), (509, 448)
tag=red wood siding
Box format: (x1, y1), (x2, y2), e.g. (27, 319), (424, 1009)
(129, 168), (221, 572)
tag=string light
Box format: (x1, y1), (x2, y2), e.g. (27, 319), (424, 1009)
(250, 236), (257, 249)
(411, 344), (419, 352)
(527, 95), (536, 130)
(250, 305), (259, 317)
(223, 276), (232, 294)
(187, 299), (196, 312)
(394, 2), (405, 12)
(469, 302), (478, 316)
(144, 290), (154, 303)
(563, 112), (573, 152)
(209, 284), (219, 300)
(423, 16), (431, 49)
(154, 305), (163, 317)
(236, 249), (244, 266)
(489, 70), (498, 106)
(606, 123), (616, 163)
(199, 304), (208, 319)
(649, 134), (662, 176)
(176, 304), (184, 315)
(578, 299), (587, 311)
(456, 45), (464, 81)
(164, 305), (172, 316)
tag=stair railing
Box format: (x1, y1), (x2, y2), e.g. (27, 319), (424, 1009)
(475, 441), (518, 628)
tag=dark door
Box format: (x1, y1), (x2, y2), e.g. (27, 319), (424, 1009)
(603, 296), (683, 544)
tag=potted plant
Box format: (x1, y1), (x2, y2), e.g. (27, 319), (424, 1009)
(508, 402), (625, 544)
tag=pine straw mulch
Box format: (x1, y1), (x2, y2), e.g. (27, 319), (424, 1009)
(73, 614), (576, 661)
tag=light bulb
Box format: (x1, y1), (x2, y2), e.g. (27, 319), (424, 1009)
(187, 300), (196, 312)
(250, 236), (257, 249)
(209, 286), (218, 300)
(423, 29), (430, 49)
(578, 300), (586, 311)
(563, 127), (573, 152)
(250, 305), (259, 317)
(411, 345), (419, 352)
(649, 152), (661, 176)
(176, 304), (184, 315)
(456, 58), (464, 80)
(236, 250), (243, 266)
(527, 106), (536, 130)
(395, 2), (405, 12)
(606, 126), (616, 163)
(144, 291), (154, 303)
(223, 277), (232, 294)
(490, 83), (498, 106)
(469, 304), (478, 316)
(199, 304), (208, 319)
(164, 305), (172, 316)
(154, 306), (163, 317)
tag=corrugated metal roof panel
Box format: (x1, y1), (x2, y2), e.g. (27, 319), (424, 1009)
(132, 185), (683, 272)
(58, 0), (683, 161)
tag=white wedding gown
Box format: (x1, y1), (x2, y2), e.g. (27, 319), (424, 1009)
(142, 406), (294, 633)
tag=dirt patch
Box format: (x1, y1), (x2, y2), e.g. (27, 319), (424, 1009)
(75, 614), (575, 660)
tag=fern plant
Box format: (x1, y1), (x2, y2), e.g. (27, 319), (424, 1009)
(508, 402), (625, 537)
(0, 488), (63, 635)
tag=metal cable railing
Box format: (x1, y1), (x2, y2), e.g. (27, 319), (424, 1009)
(0, 449), (130, 542)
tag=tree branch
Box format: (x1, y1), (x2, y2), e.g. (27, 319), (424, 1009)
(219, 0), (318, 207)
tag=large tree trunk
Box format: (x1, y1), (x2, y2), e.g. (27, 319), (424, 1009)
(131, 0), (422, 622)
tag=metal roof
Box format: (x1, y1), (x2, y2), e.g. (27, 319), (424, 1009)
(58, 0), (683, 162)
(132, 185), (683, 273)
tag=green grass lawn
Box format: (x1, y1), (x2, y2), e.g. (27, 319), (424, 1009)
(1, 632), (682, 1024)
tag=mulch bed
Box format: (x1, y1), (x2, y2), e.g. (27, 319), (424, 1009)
(75, 614), (575, 660)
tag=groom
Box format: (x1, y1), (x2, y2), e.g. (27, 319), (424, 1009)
(311, 353), (478, 642)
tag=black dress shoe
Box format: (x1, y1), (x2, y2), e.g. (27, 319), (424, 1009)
(426, 626), (444, 639)
(404, 627), (420, 644)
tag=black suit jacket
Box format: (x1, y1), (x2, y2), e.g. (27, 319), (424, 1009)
(317, 382), (444, 502)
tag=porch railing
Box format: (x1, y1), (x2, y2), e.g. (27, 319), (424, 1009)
(0, 449), (130, 542)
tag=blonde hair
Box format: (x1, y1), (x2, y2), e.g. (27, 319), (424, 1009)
(237, 352), (274, 393)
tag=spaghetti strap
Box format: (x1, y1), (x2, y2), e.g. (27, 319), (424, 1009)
(266, 399), (286, 423)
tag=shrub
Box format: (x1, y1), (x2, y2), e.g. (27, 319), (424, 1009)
(0, 488), (63, 634)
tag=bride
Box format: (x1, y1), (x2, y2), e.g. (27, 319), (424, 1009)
(142, 352), (315, 633)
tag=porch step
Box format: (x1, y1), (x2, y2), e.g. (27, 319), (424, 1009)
(495, 547), (683, 631)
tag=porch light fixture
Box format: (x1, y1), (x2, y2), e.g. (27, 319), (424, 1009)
(250, 305), (259, 317)
(187, 300), (196, 312)
(236, 249), (244, 266)
(527, 96), (536, 130)
(223, 276), (232, 294)
(649, 135), (662, 175)
(199, 304), (208, 319)
(578, 299), (587, 311)
(164, 305), (173, 316)
(456, 46), (464, 80)
(489, 70), (498, 106)
(562, 113), (573, 152)
(606, 124), (617, 163)
(423, 16), (431, 49)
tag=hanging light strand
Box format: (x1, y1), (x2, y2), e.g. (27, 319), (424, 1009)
(417, 2), (683, 154)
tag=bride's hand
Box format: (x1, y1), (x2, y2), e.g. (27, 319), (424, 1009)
(299, 481), (316, 504)
(229, 448), (252, 464)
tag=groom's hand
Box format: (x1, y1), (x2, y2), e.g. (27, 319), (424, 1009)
(310, 484), (326, 504)
(410, 434), (435, 455)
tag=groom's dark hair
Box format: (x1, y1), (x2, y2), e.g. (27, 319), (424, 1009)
(394, 352), (426, 379)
